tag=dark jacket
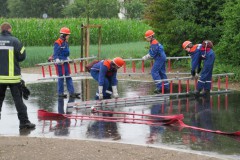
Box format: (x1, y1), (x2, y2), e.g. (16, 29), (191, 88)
(0, 31), (26, 83)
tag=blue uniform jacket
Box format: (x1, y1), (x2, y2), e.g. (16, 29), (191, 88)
(91, 60), (118, 86)
(148, 39), (166, 61)
(53, 38), (70, 60)
(200, 49), (215, 80)
(189, 44), (202, 75)
(148, 39), (169, 90)
(196, 48), (215, 91)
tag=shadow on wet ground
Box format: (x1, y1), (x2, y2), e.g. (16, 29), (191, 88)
(0, 79), (240, 159)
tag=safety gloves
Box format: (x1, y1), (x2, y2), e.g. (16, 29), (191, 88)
(112, 86), (119, 99)
(55, 58), (61, 63)
(98, 86), (119, 100)
(142, 54), (151, 61)
(194, 67), (201, 79)
(55, 58), (72, 64)
(98, 86), (103, 100)
(191, 69), (201, 80)
(67, 57), (71, 61)
(55, 58), (63, 64)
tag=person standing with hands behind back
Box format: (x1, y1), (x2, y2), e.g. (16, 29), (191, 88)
(142, 30), (169, 94)
(53, 27), (80, 99)
(0, 22), (35, 130)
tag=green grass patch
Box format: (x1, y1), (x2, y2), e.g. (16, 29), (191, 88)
(22, 41), (150, 67)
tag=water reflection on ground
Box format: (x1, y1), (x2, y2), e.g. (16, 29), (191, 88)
(0, 79), (240, 159)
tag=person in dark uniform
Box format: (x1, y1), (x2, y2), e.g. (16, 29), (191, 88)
(183, 40), (215, 97)
(196, 41), (215, 97)
(53, 27), (80, 98)
(182, 41), (202, 80)
(142, 30), (169, 94)
(0, 22), (35, 130)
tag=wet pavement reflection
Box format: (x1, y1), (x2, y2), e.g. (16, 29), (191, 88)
(0, 79), (240, 159)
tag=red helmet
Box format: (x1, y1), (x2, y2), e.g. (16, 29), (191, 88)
(182, 41), (192, 49)
(145, 30), (154, 38)
(60, 27), (71, 34)
(113, 57), (125, 68)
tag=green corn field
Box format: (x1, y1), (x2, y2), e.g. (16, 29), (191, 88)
(0, 18), (150, 46)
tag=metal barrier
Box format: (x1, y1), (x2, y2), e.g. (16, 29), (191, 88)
(36, 56), (191, 80)
(36, 57), (234, 94)
(154, 73), (234, 94)
(122, 56), (190, 74)
(36, 56), (96, 79)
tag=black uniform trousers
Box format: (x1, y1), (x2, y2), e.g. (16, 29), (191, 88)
(0, 83), (29, 124)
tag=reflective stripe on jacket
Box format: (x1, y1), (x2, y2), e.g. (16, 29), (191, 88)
(0, 31), (26, 83)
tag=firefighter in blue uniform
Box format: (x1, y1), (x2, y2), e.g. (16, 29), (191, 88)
(0, 22), (35, 129)
(182, 41), (202, 79)
(197, 40), (215, 96)
(183, 40), (215, 97)
(53, 27), (80, 98)
(90, 57), (125, 100)
(142, 30), (169, 94)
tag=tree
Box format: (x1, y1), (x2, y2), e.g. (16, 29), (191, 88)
(122, 0), (146, 19)
(143, 0), (226, 56)
(144, 0), (181, 55)
(62, 0), (120, 18)
(217, 0), (240, 66)
(7, 0), (68, 18)
(0, 0), (9, 17)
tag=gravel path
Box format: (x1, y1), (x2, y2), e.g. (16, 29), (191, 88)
(0, 136), (223, 160)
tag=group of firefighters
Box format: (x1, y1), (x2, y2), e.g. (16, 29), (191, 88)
(54, 28), (215, 100)
(0, 21), (215, 130)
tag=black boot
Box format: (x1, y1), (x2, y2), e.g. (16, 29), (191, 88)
(70, 93), (81, 99)
(193, 90), (200, 98)
(203, 90), (210, 97)
(19, 122), (36, 130)
(58, 93), (67, 98)
(164, 88), (170, 94)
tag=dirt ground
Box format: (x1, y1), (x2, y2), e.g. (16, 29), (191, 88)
(0, 136), (223, 160)
(0, 67), (236, 160)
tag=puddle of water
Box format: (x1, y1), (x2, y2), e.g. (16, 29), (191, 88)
(0, 79), (239, 159)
